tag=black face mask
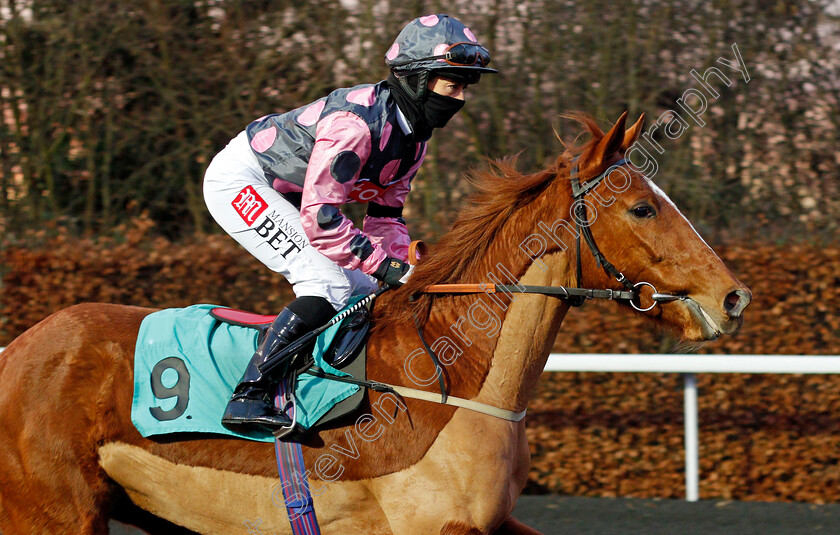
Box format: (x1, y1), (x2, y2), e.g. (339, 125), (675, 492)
(423, 92), (465, 129)
(386, 74), (465, 139)
(386, 74), (430, 140)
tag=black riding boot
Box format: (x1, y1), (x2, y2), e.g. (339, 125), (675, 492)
(221, 308), (311, 433)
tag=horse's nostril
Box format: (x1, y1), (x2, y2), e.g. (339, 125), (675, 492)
(724, 293), (739, 309)
(724, 289), (751, 318)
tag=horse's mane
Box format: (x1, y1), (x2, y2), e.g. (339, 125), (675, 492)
(377, 112), (606, 326)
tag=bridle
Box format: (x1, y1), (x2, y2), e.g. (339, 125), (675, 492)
(420, 158), (684, 311)
(569, 157), (683, 311)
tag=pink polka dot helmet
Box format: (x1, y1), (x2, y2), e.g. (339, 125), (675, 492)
(385, 14), (497, 100)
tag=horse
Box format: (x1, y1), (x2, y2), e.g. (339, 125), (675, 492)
(0, 112), (751, 535)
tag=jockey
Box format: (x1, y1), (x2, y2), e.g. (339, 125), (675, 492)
(203, 14), (497, 433)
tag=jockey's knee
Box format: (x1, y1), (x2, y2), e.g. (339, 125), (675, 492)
(286, 296), (337, 328)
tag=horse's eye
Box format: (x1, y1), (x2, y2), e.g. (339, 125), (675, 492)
(630, 204), (655, 219)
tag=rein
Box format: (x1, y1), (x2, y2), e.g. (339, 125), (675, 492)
(420, 283), (635, 303)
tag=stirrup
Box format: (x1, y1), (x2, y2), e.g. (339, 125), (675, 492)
(272, 378), (299, 439)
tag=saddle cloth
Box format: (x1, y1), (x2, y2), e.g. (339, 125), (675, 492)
(131, 302), (362, 443)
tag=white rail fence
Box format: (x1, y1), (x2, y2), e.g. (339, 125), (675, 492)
(544, 353), (840, 501)
(2, 346), (837, 501)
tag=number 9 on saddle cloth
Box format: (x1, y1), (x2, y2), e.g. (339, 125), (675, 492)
(130, 299), (372, 443)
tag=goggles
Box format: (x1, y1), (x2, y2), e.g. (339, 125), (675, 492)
(392, 42), (491, 68)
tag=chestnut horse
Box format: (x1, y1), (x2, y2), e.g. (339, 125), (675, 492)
(0, 112), (750, 535)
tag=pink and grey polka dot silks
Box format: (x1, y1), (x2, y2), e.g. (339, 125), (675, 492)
(243, 81), (424, 276)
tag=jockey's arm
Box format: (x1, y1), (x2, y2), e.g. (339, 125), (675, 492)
(299, 111), (392, 275)
(362, 176), (412, 262)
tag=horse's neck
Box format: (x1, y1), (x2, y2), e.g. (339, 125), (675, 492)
(474, 254), (573, 412)
(428, 179), (577, 412)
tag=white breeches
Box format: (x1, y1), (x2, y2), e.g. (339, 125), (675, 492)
(202, 131), (378, 310)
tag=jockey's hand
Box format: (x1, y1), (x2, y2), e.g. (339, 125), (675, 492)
(374, 257), (412, 287)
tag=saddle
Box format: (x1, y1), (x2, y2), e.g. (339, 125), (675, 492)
(209, 302), (372, 432)
(206, 240), (429, 437)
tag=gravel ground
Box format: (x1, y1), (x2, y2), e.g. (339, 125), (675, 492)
(511, 495), (840, 535)
(106, 496), (840, 534)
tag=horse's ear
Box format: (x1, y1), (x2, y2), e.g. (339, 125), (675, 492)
(582, 111), (627, 170)
(621, 113), (646, 151)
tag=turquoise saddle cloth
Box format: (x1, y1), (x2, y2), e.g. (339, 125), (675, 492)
(131, 301), (361, 443)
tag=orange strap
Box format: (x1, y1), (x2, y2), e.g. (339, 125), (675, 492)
(404, 244), (499, 295)
(423, 283), (497, 294)
(408, 240), (428, 266)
